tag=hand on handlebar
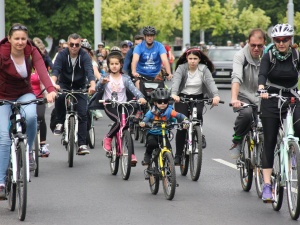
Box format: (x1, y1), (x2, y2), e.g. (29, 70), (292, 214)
(88, 85), (96, 95)
(54, 84), (60, 91)
(132, 72), (140, 78)
(46, 91), (57, 103)
(166, 73), (173, 81)
(171, 94), (180, 103)
(139, 122), (145, 127)
(138, 98), (147, 105)
(212, 96), (221, 106)
(230, 99), (243, 108)
(181, 120), (189, 129)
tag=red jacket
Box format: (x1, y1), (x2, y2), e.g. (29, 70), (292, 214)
(0, 37), (55, 100)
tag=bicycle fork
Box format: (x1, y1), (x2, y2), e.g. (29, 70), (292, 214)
(63, 114), (79, 144)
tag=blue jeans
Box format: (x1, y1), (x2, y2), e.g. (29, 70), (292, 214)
(0, 93), (37, 184)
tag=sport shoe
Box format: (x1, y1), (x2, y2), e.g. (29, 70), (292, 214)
(131, 154), (138, 166)
(93, 110), (103, 119)
(29, 152), (36, 171)
(77, 145), (90, 155)
(103, 136), (112, 152)
(54, 123), (63, 135)
(40, 144), (50, 157)
(229, 143), (242, 159)
(143, 152), (151, 165)
(262, 183), (273, 203)
(202, 135), (207, 149)
(174, 155), (181, 166)
(0, 184), (5, 200)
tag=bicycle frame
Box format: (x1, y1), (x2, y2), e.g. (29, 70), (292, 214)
(158, 123), (172, 176)
(115, 104), (127, 156)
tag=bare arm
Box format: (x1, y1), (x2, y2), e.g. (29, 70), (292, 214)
(160, 53), (172, 80)
(231, 82), (242, 108)
(131, 53), (140, 77)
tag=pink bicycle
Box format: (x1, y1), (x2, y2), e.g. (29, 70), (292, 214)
(99, 97), (139, 180)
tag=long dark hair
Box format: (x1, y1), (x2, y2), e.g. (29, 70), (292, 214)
(175, 47), (214, 72)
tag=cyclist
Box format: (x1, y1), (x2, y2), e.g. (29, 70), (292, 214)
(52, 33), (96, 155)
(139, 88), (189, 165)
(171, 47), (220, 165)
(229, 28), (266, 159)
(89, 50), (146, 165)
(258, 24), (300, 202)
(131, 26), (173, 88)
(0, 23), (56, 199)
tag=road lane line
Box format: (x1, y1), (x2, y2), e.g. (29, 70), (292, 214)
(212, 158), (238, 170)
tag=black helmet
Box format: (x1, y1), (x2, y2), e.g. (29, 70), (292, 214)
(143, 26), (157, 35)
(151, 88), (171, 101)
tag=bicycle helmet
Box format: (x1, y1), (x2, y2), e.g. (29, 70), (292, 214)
(110, 46), (121, 52)
(143, 26), (157, 35)
(271, 24), (294, 37)
(81, 40), (92, 51)
(151, 88), (171, 101)
(59, 39), (66, 44)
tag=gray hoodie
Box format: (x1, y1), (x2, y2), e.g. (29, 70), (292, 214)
(231, 44), (261, 104)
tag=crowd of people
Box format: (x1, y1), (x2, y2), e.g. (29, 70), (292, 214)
(0, 22), (299, 217)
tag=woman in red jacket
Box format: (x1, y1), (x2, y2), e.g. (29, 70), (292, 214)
(0, 23), (56, 199)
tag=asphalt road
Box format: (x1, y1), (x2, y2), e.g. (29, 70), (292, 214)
(0, 89), (298, 224)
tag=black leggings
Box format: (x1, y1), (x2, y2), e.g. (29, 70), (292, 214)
(146, 134), (171, 155)
(37, 104), (46, 142)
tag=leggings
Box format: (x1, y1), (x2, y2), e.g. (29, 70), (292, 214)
(37, 104), (47, 142)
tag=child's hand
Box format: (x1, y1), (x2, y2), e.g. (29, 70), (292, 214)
(182, 120), (189, 129)
(138, 98), (147, 105)
(101, 77), (110, 84)
(139, 122), (145, 127)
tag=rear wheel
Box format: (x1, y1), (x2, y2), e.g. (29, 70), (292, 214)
(180, 132), (189, 176)
(272, 150), (284, 211)
(134, 123), (139, 141)
(110, 137), (119, 175)
(67, 117), (75, 168)
(6, 162), (16, 211)
(149, 158), (159, 195)
(254, 134), (264, 198)
(121, 131), (132, 180)
(239, 135), (253, 191)
(17, 142), (27, 221)
(86, 112), (95, 149)
(286, 141), (300, 220)
(189, 126), (202, 181)
(162, 151), (176, 200)
(33, 131), (40, 177)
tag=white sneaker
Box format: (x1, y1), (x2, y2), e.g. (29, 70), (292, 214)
(93, 110), (103, 119)
(54, 123), (63, 135)
(229, 143), (242, 159)
(77, 145), (90, 155)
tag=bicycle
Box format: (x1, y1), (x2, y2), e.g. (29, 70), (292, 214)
(142, 121), (181, 200)
(58, 88), (88, 168)
(1, 98), (45, 221)
(99, 96), (140, 180)
(229, 101), (264, 197)
(179, 97), (224, 181)
(33, 119), (41, 177)
(266, 93), (300, 220)
(86, 109), (96, 149)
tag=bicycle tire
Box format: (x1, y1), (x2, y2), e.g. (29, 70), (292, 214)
(134, 123), (139, 140)
(87, 126), (95, 149)
(149, 157), (159, 195)
(33, 132), (40, 177)
(110, 137), (119, 175)
(254, 134), (264, 198)
(6, 162), (16, 211)
(17, 141), (27, 221)
(180, 132), (189, 176)
(67, 117), (75, 168)
(189, 126), (202, 181)
(239, 135), (253, 191)
(272, 150), (283, 211)
(139, 129), (144, 143)
(121, 130), (132, 180)
(162, 151), (176, 200)
(286, 141), (300, 220)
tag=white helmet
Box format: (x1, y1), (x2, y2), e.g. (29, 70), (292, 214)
(271, 24), (294, 37)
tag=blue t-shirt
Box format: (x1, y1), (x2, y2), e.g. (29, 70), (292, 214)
(133, 41), (166, 78)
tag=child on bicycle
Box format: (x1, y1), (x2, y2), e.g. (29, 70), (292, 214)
(139, 88), (189, 165)
(89, 49), (146, 165)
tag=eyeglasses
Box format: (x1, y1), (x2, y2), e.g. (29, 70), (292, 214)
(273, 37), (291, 44)
(249, 44), (264, 49)
(156, 99), (169, 104)
(69, 43), (80, 48)
(9, 25), (28, 35)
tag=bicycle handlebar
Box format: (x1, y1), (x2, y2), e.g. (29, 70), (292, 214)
(0, 98), (47, 106)
(179, 97), (225, 105)
(57, 89), (89, 95)
(99, 99), (141, 105)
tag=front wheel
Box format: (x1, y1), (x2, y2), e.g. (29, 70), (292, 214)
(272, 150), (284, 211)
(110, 137), (119, 175)
(286, 141), (300, 220)
(6, 162), (16, 211)
(17, 142), (27, 221)
(121, 131), (133, 180)
(254, 134), (264, 198)
(189, 126), (202, 181)
(134, 123), (139, 141)
(162, 151), (176, 200)
(67, 117), (75, 168)
(239, 135), (253, 191)
(149, 158), (159, 195)
(180, 132), (189, 176)
(86, 112), (95, 149)
(33, 131), (40, 177)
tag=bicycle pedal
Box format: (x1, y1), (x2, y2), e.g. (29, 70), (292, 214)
(106, 152), (112, 158)
(263, 199), (274, 204)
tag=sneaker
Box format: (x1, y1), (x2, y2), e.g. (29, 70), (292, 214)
(229, 143), (242, 159)
(202, 135), (207, 149)
(174, 155), (181, 166)
(77, 145), (90, 155)
(0, 184), (5, 200)
(40, 144), (50, 157)
(103, 136), (112, 152)
(131, 154), (138, 166)
(262, 183), (273, 203)
(143, 153), (151, 165)
(93, 110), (103, 119)
(54, 123), (63, 135)
(29, 152), (36, 171)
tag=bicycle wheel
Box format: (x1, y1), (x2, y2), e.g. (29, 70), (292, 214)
(180, 132), (189, 176)
(110, 137), (119, 175)
(162, 151), (176, 200)
(121, 130), (132, 180)
(149, 157), (159, 195)
(86, 112), (95, 149)
(254, 134), (264, 198)
(134, 123), (139, 141)
(139, 129), (144, 143)
(33, 132), (40, 177)
(286, 141), (300, 220)
(239, 135), (253, 191)
(17, 142), (27, 221)
(6, 162), (16, 211)
(189, 126), (202, 181)
(67, 117), (75, 168)
(272, 150), (284, 211)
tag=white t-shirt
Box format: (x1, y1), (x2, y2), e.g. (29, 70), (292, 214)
(11, 55), (27, 78)
(103, 76), (127, 102)
(181, 70), (203, 95)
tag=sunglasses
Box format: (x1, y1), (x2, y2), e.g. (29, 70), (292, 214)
(273, 37), (291, 44)
(249, 44), (264, 49)
(69, 43), (80, 48)
(156, 99), (169, 104)
(9, 25), (28, 35)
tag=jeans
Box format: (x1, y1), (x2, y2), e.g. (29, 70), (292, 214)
(0, 93), (37, 184)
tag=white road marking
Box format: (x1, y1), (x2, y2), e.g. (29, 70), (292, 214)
(212, 158), (238, 170)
